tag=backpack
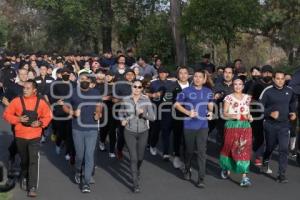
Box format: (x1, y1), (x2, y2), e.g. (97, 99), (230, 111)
(20, 96), (41, 127)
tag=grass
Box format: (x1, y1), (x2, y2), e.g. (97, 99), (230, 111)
(0, 192), (12, 200)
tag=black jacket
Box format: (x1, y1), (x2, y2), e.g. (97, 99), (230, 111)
(35, 75), (55, 96)
(259, 84), (297, 123)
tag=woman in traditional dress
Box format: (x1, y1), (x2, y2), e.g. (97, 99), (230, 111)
(219, 77), (253, 187)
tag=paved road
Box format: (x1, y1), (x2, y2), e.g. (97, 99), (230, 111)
(0, 107), (299, 200)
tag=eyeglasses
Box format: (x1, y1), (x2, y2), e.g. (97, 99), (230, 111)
(133, 85), (143, 89)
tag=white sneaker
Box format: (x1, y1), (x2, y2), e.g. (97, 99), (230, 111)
(65, 154), (71, 161)
(109, 153), (116, 158)
(261, 165), (273, 174)
(173, 156), (183, 169)
(163, 154), (170, 160)
(55, 146), (61, 155)
(150, 147), (157, 156)
(40, 136), (46, 144)
(99, 142), (106, 151)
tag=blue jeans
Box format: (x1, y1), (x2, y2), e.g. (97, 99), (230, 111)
(73, 129), (98, 184)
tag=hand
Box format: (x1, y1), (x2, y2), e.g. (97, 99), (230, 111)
(206, 111), (213, 120)
(69, 110), (74, 117)
(19, 115), (29, 123)
(31, 120), (42, 128)
(289, 113), (297, 121)
(94, 112), (102, 121)
(2, 97), (9, 106)
(57, 99), (64, 105)
(137, 108), (144, 115)
(248, 114), (254, 122)
(102, 96), (111, 101)
(121, 120), (128, 127)
(270, 111), (279, 119)
(74, 110), (81, 117)
(188, 109), (198, 118)
(214, 93), (222, 100)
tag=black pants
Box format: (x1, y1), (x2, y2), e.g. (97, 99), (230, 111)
(124, 129), (148, 186)
(184, 128), (208, 181)
(216, 118), (225, 147)
(99, 111), (116, 153)
(55, 120), (74, 156)
(16, 137), (40, 189)
(297, 108), (300, 152)
(116, 121), (125, 152)
(263, 121), (290, 175)
(8, 125), (17, 161)
(173, 119), (184, 157)
(252, 119), (265, 156)
(150, 111), (173, 155)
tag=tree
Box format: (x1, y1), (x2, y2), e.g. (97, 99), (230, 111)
(170, 0), (187, 66)
(136, 13), (175, 64)
(101, 0), (113, 52)
(182, 0), (261, 62)
(112, 0), (163, 49)
(0, 16), (8, 47)
(259, 0), (300, 66)
(25, 0), (103, 53)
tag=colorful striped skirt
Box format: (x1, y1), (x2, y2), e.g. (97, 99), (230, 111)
(219, 120), (252, 174)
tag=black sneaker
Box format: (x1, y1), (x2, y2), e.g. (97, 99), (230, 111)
(20, 177), (28, 191)
(276, 175), (288, 183)
(290, 150), (297, 158)
(183, 169), (191, 181)
(74, 172), (81, 184)
(28, 187), (37, 197)
(81, 184), (91, 193)
(196, 179), (205, 188)
(296, 153), (300, 166)
(133, 185), (141, 193)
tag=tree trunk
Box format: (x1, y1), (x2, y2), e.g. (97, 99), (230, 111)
(170, 0), (187, 66)
(93, 37), (100, 54)
(101, 0), (113, 52)
(225, 39), (231, 63)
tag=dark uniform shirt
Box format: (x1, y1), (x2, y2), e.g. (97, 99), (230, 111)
(35, 75), (55, 96)
(259, 85), (297, 123)
(3, 81), (24, 102)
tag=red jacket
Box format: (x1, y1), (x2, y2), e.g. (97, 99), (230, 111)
(3, 95), (52, 139)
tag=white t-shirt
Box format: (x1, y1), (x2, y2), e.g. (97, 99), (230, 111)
(178, 81), (189, 89)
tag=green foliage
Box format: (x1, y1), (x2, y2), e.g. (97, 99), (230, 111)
(25, 0), (103, 52)
(113, 0), (163, 48)
(260, 0), (300, 66)
(182, 0), (261, 61)
(136, 13), (175, 64)
(0, 16), (9, 47)
(182, 0), (261, 43)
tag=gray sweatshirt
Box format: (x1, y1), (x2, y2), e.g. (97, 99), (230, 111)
(120, 95), (155, 133)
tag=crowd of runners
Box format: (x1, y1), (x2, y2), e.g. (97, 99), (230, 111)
(0, 50), (299, 197)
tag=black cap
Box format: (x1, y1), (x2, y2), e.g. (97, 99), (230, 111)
(61, 67), (71, 74)
(261, 65), (273, 73)
(125, 68), (135, 75)
(56, 68), (63, 74)
(158, 67), (169, 74)
(39, 61), (50, 68)
(106, 70), (115, 76)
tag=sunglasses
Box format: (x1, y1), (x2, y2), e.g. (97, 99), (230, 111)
(133, 85), (143, 89)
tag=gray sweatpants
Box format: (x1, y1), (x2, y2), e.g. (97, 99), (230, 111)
(124, 129), (149, 186)
(184, 128), (209, 181)
(73, 129), (98, 184)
